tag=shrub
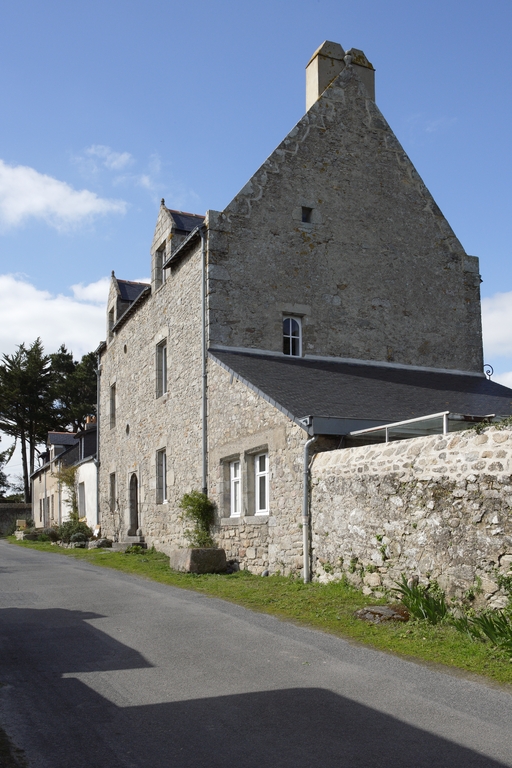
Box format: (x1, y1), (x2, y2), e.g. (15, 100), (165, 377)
(58, 520), (93, 544)
(179, 491), (215, 548)
(125, 544), (145, 554)
(41, 527), (59, 542)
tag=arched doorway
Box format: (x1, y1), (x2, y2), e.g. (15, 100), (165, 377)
(128, 473), (139, 535)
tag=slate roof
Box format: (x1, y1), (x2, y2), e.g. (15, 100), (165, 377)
(47, 432), (78, 446)
(167, 209), (204, 232)
(210, 349), (512, 433)
(117, 279), (149, 302)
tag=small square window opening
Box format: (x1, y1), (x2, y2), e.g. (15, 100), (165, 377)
(301, 206), (313, 223)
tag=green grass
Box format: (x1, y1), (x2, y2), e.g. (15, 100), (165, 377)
(8, 538), (512, 686)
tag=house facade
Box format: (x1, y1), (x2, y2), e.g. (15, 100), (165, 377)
(31, 422), (98, 531)
(97, 41), (512, 576)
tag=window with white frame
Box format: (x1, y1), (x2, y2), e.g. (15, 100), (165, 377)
(255, 452), (269, 514)
(230, 460), (241, 517)
(283, 316), (301, 357)
(156, 449), (167, 504)
(156, 340), (167, 398)
(78, 482), (86, 518)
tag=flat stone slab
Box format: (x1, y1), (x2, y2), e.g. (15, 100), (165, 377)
(355, 604), (409, 624)
(169, 548), (227, 574)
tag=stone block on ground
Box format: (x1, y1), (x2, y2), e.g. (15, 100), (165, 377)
(169, 548), (227, 574)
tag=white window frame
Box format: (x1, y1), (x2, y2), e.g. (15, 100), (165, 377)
(230, 460), (241, 517)
(78, 482), (86, 518)
(156, 340), (168, 398)
(283, 316), (302, 357)
(156, 449), (167, 504)
(255, 452), (269, 515)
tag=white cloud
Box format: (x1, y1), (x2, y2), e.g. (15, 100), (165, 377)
(71, 277), (110, 304)
(482, 290), (512, 358)
(0, 159), (127, 230)
(0, 274), (108, 359)
(86, 145), (134, 171)
(495, 371), (512, 389)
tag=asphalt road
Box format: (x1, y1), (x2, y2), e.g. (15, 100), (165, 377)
(1, 541), (512, 768)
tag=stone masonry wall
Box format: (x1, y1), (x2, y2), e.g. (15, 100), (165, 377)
(208, 361), (310, 575)
(311, 427), (512, 607)
(99, 241), (204, 550)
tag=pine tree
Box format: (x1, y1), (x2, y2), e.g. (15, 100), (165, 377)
(50, 347), (97, 432)
(0, 339), (54, 502)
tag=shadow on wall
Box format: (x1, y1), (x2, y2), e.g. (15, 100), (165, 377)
(0, 607), (508, 768)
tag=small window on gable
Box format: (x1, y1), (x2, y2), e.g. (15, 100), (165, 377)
(255, 453), (269, 515)
(283, 316), (302, 357)
(230, 460), (241, 517)
(155, 243), (167, 288)
(156, 340), (167, 398)
(301, 206), (313, 223)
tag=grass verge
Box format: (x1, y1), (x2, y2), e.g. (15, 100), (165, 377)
(8, 538), (512, 686)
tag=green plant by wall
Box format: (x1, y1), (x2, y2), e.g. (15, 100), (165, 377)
(179, 491), (215, 548)
(57, 464), (79, 520)
(394, 575), (448, 624)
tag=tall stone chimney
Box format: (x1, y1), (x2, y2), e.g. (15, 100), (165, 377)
(305, 41), (375, 110)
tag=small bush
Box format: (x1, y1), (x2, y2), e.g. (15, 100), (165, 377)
(125, 544), (145, 554)
(41, 527), (59, 542)
(59, 520), (93, 544)
(179, 491), (215, 548)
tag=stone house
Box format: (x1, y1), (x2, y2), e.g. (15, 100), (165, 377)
(97, 41), (512, 579)
(31, 422), (98, 531)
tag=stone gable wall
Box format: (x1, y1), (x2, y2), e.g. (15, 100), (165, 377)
(310, 427), (512, 606)
(206, 66), (482, 372)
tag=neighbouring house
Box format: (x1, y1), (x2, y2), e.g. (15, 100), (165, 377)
(31, 420), (98, 531)
(97, 41), (512, 586)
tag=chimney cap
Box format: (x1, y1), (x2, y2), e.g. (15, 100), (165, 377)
(306, 41), (345, 68)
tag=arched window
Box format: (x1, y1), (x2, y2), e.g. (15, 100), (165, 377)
(283, 316), (302, 357)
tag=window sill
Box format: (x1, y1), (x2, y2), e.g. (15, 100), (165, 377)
(220, 515), (269, 526)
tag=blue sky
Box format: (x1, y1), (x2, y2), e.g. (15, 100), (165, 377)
(0, 0), (511, 384)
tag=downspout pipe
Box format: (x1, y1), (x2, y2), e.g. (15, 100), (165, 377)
(95, 352), (101, 528)
(199, 226), (207, 495)
(302, 435), (318, 583)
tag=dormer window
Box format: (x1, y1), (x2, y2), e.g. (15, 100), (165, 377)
(283, 316), (302, 357)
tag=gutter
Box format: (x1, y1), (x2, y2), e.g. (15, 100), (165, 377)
(302, 435), (318, 583)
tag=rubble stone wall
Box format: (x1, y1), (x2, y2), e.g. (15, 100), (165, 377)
(311, 426), (512, 606)
(208, 362), (309, 575)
